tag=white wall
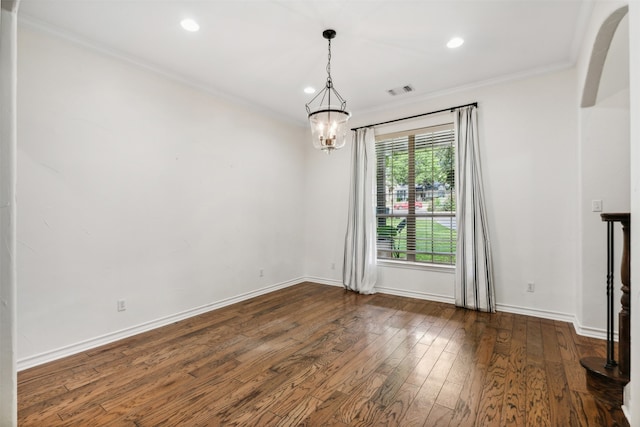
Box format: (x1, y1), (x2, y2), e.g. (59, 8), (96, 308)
(17, 25), (307, 367)
(301, 144), (352, 285)
(14, 0), (633, 382)
(10, 4), (640, 425)
(573, 3), (634, 421)
(578, 13), (630, 334)
(304, 68), (580, 319)
(627, 2), (639, 424)
(0, 2), (19, 425)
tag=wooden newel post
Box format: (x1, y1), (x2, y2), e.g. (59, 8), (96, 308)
(614, 214), (631, 376)
(580, 212), (630, 405)
(601, 213), (631, 375)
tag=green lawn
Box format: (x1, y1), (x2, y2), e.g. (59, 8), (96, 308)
(380, 217), (456, 265)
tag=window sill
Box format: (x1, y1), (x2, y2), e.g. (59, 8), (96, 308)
(377, 259), (455, 274)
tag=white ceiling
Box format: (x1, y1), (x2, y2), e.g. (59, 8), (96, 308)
(18, 0), (591, 125)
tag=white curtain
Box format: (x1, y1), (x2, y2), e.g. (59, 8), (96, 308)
(454, 106), (496, 312)
(343, 128), (377, 294)
(0, 1), (19, 425)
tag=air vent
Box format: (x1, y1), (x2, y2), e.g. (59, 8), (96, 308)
(387, 85), (415, 96)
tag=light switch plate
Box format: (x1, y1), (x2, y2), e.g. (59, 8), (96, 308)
(592, 200), (603, 212)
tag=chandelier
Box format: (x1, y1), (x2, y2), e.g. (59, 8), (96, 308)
(305, 29), (351, 153)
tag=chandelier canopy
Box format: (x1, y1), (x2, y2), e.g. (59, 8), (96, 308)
(305, 29), (351, 153)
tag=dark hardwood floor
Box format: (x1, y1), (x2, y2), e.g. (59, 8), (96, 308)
(18, 282), (628, 426)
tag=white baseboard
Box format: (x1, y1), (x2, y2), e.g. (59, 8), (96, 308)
(498, 304), (616, 341)
(496, 303), (614, 341)
(19, 276), (613, 370)
(374, 286), (456, 305)
(622, 405), (631, 425)
(496, 302), (576, 324)
(302, 276), (343, 287)
(622, 384), (631, 424)
(307, 278), (612, 341)
(301, 278), (457, 305)
(305, 278), (610, 340)
(573, 323), (616, 341)
(17, 277), (305, 371)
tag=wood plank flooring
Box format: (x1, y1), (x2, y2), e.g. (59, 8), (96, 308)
(18, 282), (629, 426)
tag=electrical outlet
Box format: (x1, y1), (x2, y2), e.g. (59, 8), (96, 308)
(259, 269), (264, 277)
(527, 282), (535, 293)
(117, 299), (126, 312)
(331, 263), (336, 270)
(592, 200), (603, 212)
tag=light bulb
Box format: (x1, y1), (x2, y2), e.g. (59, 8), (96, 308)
(447, 37), (464, 49)
(181, 19), (200, 32)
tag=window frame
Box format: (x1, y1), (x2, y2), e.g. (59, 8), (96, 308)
(375, 122), (457, 268)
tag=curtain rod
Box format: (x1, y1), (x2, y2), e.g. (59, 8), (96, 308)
(351, 102), (478, 131)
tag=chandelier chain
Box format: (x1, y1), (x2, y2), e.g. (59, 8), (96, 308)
(304, 29), (348, 115)
(326, 38), (332, 87)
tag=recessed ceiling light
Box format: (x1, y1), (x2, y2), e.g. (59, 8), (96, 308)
(447, 37), (464, 49)
(304, 87), (316, 94)
(181, 18), (200, 32)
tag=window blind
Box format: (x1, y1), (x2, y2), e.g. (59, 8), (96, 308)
(375, 123), (456, 265)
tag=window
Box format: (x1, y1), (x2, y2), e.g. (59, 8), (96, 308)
(375, 124), (456, 265)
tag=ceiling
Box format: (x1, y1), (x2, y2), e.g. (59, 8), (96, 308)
(18, 0), (591, 125)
